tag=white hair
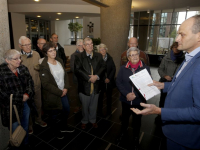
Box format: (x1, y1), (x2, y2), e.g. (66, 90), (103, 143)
(19, 36), (31, 45)
(4, 49), (20, 60)
(97, 43), (108, 52)
(127, 47), (140, 57)
(76, 39), (83, 46)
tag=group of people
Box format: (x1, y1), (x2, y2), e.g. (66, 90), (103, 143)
(0, 14), (200, 150)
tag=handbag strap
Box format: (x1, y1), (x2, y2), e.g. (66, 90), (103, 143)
(9, 94), (22, 139)
(10, 94), (13, 138)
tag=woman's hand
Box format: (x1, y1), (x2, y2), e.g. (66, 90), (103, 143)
(61, 89), (68, 97)
(126, 92), (136, 101)
(23, 94), (29, 102)
(105, 78), (110, 83)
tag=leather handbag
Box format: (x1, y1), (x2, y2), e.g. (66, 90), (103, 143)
(9, 94), (26, 147)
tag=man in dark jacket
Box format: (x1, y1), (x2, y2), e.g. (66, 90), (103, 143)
(74, 37), (106, 129)
(50, 33), (67, 67)
(70, 39), (84, 113)
(35, 38), (46, 58)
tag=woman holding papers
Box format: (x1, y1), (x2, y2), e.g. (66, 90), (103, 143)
(116, 47), (151, 149)
(39, 42), (74, 140)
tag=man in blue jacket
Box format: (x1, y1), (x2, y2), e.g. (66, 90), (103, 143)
(131, 15), (200, 150)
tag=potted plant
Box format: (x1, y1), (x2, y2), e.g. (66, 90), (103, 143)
(68, 22), (83, 45)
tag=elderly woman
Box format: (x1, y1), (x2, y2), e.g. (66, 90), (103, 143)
(0, 49), (34, 148)
(116, 47), (151, 149)
(158, 42), (185, 108)
(97, 44), (116, 116)
(39, 42), (74, 140)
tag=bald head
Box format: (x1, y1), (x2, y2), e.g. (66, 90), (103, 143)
(37, 38), (46, 50)
(128, 37), (138, 48)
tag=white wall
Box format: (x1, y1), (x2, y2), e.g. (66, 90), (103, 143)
(55, 20), (71, 47)
(11, 13), (26, 50)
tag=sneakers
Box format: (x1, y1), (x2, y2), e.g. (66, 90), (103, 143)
(60, 126), (75, 133)
(81, 123), (86, 129)
(92, 123), (98, 128)
(35, 121), (47, 127)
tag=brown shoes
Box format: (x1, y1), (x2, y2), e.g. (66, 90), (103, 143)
(92, 123), (98, 128)
(81, 123), (86, 129)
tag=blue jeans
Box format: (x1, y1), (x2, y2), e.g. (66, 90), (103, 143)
(12, 102), (30, 145)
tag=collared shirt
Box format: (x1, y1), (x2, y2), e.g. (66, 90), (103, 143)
(175, 47), (200, 78)
(86, 52), (93, 59)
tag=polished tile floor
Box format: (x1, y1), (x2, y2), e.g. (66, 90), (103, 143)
(0, 67), (167, 150)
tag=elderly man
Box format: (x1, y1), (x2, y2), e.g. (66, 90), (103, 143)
(50, 33), (66, 67)
(121, 37), (150, 66)
(131, 15), (200, 150)
(35, 38), (46, 58)
(19, 36), (47, 134)
(74, 37), (106, 129)
(70, 39), (84, 113)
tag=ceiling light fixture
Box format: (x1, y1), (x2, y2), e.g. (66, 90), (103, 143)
(75, 16), (79, 19)
(34, 0), (40, 2)
(186, 6), (190, 11)
(57, 13), (62, 15)
(56, 18), (59, 20)
(37, 15), (41, 18)
(147, 10), (150, 13)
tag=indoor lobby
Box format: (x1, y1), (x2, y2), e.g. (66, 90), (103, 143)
(1, 0), (200, 150)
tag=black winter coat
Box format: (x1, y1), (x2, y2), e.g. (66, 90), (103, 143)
(0, 63), (35, 127)
(57, 43), (66, 67)
(74, 51), (106, 96)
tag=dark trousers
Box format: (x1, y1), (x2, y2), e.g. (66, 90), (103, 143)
(48, 95), (70, 134)
(98, 83), (113, 114)
(121, 102), (142, 138)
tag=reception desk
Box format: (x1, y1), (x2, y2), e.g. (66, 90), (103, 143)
(64, 45), (76, 58)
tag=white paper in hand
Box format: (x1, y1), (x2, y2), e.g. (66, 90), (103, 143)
(129, 69), (160, 100)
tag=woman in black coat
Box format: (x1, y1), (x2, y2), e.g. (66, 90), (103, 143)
(97, 43), (116, 116)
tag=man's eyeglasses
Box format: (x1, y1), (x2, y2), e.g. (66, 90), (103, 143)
(21, 43), (31, 47)
(78, 45), (83, 47)
(84, 43), (93, 47)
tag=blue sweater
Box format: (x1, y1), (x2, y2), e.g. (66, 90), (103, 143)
(116, 61), (151, 106)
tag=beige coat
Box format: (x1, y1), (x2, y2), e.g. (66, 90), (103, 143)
(21, 51), (41, 91)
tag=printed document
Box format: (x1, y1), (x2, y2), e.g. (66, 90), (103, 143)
(129, 69), (160, 100)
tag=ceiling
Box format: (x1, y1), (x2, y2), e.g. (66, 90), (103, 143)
(8, 0), (200, 20)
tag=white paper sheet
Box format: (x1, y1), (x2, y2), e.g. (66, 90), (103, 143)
(129, 69), (160, 100)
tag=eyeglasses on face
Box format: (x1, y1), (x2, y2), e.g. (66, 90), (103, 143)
(12, 57), (21, 61)
(84, 43), (93, 47)
(128, 53), (139, 57)
(21, 43), (31, 47)
(78, 45), (83, 47)
(47, 49), (56, 53)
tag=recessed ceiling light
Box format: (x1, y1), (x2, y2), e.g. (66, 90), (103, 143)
(34, 0), (40, 2)
(57, 13), (62, 15)
(56, 18), (59, 20)
(37, 15), (41, 18)
(75, 16), (79, 18)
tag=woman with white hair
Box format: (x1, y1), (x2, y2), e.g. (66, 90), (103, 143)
(97, 43), (116, 116)
(116, 47), (151, 149)
(0, 49), (35, 148)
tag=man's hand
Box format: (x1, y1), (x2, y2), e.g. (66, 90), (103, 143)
(89, 75), (98, 83)
(105, 78), (110, 83)
(148, 80), (164, 90)
(126, 92), (136, 101)
(130, 103), (161, 115)
(61, 89), (68, 97)
(23, 94), (29, 102)
(164, 75), (172, 81)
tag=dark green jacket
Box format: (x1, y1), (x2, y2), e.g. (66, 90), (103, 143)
(39, 57), (69, 110)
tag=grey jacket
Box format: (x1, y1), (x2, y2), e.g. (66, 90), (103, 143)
(158, 51), (185, 79)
